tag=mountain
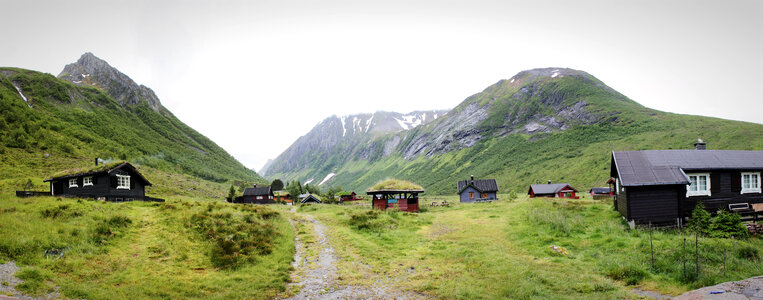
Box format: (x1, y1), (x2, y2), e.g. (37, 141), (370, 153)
(0, 53), (265, 186)
(263, 110), (448, 184)
(266, 68), (763, 194)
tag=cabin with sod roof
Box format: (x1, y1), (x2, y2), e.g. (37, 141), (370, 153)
(43, 160), (162, 202)
(528, 182), (579, 199)
(274, 191), (292, 205)
(457, 176), (499, 202)
(366, 179), (424, 212)
(233, 184), (274, 204)
(611, 140), (763, 225)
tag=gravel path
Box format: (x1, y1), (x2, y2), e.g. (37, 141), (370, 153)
(285, 211), (427, 299)
(0, 261), (60, 300)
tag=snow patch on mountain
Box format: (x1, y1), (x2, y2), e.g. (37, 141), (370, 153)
(318, 173), (335, 185)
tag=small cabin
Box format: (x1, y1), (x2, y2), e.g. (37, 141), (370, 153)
(528, 183), (579, 199)
(611, 140), (763, 225)
(589, 187), (614, 199)
(457, 176), (498, 202)
(299, 194), (322, 204)
(274, 191), (292, 205)
(233, 185), (274, 204)
(366, 179), (424, 212)
(43, 160), (161, 202)
(338, 191), (361, 202)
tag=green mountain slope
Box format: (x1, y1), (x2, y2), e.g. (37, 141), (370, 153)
(269, 68), (763, 194)
(0, 54), (265, 190)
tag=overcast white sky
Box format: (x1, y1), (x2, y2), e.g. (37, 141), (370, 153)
(3, 0), (762, 171)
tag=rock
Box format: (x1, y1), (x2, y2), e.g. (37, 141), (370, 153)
(675, 276), (763, 299)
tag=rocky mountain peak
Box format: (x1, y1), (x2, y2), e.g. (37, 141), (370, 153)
(58, 52), (165, 114)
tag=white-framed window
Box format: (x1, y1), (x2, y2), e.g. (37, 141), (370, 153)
(83, 176), (93, 187)
(686, 173), (711, 197)
(116, 175), (130, 190)
(69, 178), (78, 188)
(741, 172), (761, 194)
(256, 196), (263, 200)
(616, 178), (621, 195)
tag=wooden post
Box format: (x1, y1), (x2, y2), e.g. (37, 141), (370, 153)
(649, 224), (655, 270)
(683, 237), (687, 280)
(695, 234), (699, 279)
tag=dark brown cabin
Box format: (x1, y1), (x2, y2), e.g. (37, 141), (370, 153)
(43, 160), (162, 202)
(338, 191), (361, 202)
(611, 141), (763, 225)
(233, 185), (275, 204)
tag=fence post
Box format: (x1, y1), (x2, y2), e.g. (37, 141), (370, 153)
(695, 234), (699, 279)
(649, 223), (655, 270)
(683, 237), (687, 280)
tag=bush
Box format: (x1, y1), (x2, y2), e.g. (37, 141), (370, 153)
(710, 210), (748, 239)
(604, 263), (648, 285)
(737, 245), (759, 261)
(687, 201), (711, 236)
(189, 209), (278, 269)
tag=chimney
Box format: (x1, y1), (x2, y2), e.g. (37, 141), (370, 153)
(471, 175), (474, 182)
(694, 139), (706, 150)
(95, 158), (98, 166)
(548, 180), (552, 184)
(253, 184), (257, 188)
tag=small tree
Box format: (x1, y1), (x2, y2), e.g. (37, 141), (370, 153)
(227, 185), (236, 201)
(687, 201), (711, 236)
(24, 178), (34, 191)
(710, 209), (748, 239)
(271, 179), (284, 191)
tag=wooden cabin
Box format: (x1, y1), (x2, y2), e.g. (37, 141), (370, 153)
(528, 183), (579, 199)
(589, 187), (614, 199)
(338, 191), (361, 202)
(299, 194), (322, 204)
(233, 185), (274, 204)
(274, 191), (292, 205)
(366, 179), (424, 212)
(43, 160), (162, 202)
(457, 176), (498, 202)
(611, 140), (763, 225)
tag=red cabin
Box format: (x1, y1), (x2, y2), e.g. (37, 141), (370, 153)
(528, 183), (579, 199)
(338, 191), (361, 202)
(366, 190), (422, 212)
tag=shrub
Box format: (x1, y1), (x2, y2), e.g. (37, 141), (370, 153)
(189, 209), (278, 269)
(604, 263), (648, 285)
(737, 245), (759, 261)
(710, 209), (748, 239)
(687, 201), (711, 236)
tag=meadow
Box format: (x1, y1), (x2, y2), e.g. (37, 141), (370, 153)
(0, 193), (295, 299)
(302, 194), (763, 299)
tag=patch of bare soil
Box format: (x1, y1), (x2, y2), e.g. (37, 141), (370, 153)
(284, 212), (428, 299)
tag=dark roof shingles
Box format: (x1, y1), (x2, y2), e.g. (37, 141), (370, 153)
(613, 150), (763, 186)
(243, 186), (271, 196)
(530, 183), (576, 194)
(457, 179), (499, 194)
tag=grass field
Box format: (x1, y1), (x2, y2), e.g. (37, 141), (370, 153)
(0, 193), (295, 299)
(304, 194), (763, 299)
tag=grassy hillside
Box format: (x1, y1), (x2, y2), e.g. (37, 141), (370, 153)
(0, 194), (295, 299)
(271, 70), (763, 194)
(0, 68), (265, 186)
(301, 196), (763, 298)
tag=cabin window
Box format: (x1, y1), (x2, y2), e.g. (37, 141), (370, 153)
(741, 172), (761, 194)
(481, 193), (487, 199)
(69, 178), (78, 188)
(256, 196), (263, 200)
(686, 173), (711, 197)
(83, 176), (93, 186)
(469, 192), (474, 199)
(116, 175), (130, 190)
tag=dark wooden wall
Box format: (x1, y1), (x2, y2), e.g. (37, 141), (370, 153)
(626, 185), (681, 224)
(680, 170), (763, 217)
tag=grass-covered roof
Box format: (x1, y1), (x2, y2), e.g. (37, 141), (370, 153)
(49, 161), (127, 179)
(367, 179), (424, 192)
